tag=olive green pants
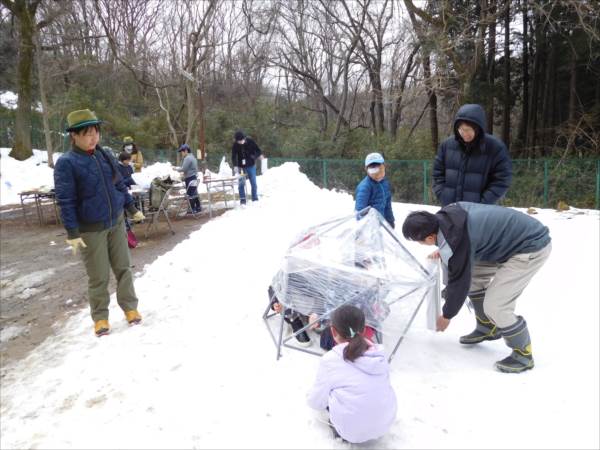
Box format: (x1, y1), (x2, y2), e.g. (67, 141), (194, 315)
(80, 215), (138, 321)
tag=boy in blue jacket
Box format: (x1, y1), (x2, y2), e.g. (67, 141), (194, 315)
(54, 109), (145, 336)
(355, 152), (395, 228)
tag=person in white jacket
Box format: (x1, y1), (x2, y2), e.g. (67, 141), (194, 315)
(307, 304), (397, 443)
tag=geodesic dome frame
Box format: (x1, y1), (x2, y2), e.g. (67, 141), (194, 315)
(263, 207), (441, 362)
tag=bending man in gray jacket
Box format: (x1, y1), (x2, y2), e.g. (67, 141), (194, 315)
(402, 202), (552, 373)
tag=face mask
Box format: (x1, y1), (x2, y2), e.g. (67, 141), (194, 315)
(367, 167), (380, 175)
(125, 145), (133, 152)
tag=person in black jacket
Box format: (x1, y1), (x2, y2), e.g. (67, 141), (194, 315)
(117, 152), (135, 188)
(231, 130), (262, 204)
(433, 104), (512, 206)
(402, 202), (552, 373)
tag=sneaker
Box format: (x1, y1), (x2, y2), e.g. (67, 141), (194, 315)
(290, 317), (311, 347)
(94, 319), (110, 337)
(125, 310), (142, 325)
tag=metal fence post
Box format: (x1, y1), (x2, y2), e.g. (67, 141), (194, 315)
(596, 159), (600, 210)
(322, 159), (328, 189)
(422, 160), (429, 204)
(543, 160), (549, 208)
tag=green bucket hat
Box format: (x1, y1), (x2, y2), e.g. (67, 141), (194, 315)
(65, 109), (102, 132)
(123, 136), (134, 145)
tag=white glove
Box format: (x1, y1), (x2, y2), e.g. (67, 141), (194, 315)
(66, 238), (87, 256)
(132, 211), (145, 222)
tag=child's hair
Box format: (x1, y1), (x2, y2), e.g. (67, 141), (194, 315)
(119, 151), (132, 162)
(70, 124), (100, 135)
(331, 304), (369, 362)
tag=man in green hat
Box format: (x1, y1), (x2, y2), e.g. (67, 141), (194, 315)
(54, 109), (146, 336)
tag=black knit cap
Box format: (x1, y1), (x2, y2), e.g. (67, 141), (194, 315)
(234, 131), (245, 141)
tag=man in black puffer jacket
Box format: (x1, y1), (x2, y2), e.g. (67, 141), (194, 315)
(231, 130), (262, 204)
(433, 104), (512, 206)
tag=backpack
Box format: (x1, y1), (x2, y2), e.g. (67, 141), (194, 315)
(148, 176), (174, 210)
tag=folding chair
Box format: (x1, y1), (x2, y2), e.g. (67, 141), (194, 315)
(144, 186), (176, 238)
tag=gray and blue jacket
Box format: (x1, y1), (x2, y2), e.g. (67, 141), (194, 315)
(437, 202), (551, 319)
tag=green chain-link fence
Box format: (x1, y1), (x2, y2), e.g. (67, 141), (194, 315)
(262, 157), (600, 210)
(1, 120), (598, 209)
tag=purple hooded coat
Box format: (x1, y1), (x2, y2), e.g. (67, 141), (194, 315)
(307, 342), (397, 443)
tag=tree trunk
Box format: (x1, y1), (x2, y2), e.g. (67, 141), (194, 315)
(373, 73), (385, 135)
(9, 2), (36, 161)
(568, 48), (577, 123)
(197, 86), (206, 161)
(502, 0), (510, 146)
(526, 14), (543, 154)
(35, 33), (54, 168)
(391, 45), (419, 138)
(517, 0), (529, 149)
(486, 0), (496, 134)
(185, 79), (195, 148)
(423, 54), (439, 151)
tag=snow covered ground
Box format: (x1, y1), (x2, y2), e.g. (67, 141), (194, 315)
(0, 162), (598, 449)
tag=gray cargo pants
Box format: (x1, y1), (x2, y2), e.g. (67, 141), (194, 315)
(469, 243), (552, 328)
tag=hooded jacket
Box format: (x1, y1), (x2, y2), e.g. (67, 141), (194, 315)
(231, 137), (262, 169)
(433, 104), (512, 206)
(307, 343), (397, 443)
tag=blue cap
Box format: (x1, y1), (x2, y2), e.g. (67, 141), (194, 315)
(178, 144), (190, 152)
(365, 152), (384, 166)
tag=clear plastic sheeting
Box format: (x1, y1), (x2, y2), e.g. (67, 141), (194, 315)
(268, 207), (440, 361)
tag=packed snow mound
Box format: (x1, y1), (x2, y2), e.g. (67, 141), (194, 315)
(0, 148), (61, 206)
(0, 90), (42, 111)
(0, 157), (598, 449)
(131, 162), (181, 189)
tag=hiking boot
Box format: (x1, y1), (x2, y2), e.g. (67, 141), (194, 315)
(125, 310), (142, 325)
(94, 319), (110, 337)
(290, 316), (311, 347)
(459, 323), (501, 344)
(460, 292), (501, 344)
(495, 317), (534, 373)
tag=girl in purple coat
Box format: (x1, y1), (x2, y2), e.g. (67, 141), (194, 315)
(307, 305), (397, 443)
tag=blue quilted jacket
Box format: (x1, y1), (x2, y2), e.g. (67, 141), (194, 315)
(54, 146), (136, 238)
(355, 176), (395, 228)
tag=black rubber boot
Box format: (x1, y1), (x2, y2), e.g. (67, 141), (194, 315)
(495, 316), (534, 373)
(459, 293), (501, 344)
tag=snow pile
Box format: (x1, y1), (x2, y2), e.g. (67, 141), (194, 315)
(0, 163), (598, 449)
(0, 325), (28, 343)
(0, 148), (61, 206)
(0, 90), (42, 112)
(131, 162), (181, 189)
(0, 91), (18, 109)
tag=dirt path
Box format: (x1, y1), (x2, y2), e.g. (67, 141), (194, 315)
(0, 204), (221, 373)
